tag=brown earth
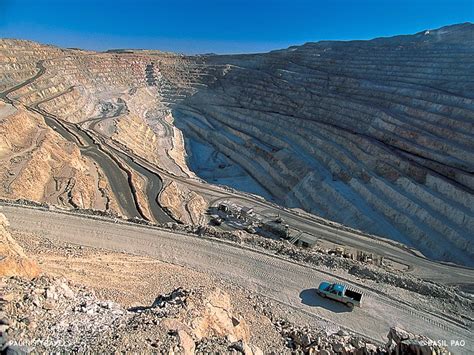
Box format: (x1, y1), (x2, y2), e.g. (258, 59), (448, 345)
(0, 213), (39, 278)
(11, 228), (282, 352)
(0, 102), (117, 212)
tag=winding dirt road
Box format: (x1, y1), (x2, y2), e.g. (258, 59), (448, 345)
(1, 204), (471, 353)
(2, 59), (473, 299)
(0, 61), (174, 223)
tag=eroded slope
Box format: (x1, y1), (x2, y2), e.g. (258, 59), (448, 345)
(0, 102), (117, 212)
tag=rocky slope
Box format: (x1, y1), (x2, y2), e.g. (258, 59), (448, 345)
(0, 23), (473, 264)
(2, 277), (261, 354)
(160, 180), (208, 224)
(1, 214), (452, 354)
(2, 275), (447, 354)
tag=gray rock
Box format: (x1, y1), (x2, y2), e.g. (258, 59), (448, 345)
(45, 286), (58, 300)
(5, 345), (30, 355)
(331, 342), (344, 352)
(229, 340), (244, 352)
(350, 336), (365, 349)
(336, 329), (348, 336)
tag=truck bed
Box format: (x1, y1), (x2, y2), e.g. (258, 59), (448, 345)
(345, 289), (362, 302)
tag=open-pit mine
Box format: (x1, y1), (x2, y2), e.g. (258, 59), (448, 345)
(0, 23), (473, 354)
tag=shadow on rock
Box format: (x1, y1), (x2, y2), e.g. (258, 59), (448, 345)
(128, 287), (190, 312)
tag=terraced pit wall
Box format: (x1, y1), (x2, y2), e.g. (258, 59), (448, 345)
(0, 24), (473, 265)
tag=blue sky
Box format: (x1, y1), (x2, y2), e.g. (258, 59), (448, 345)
(0, 0), (472, 54)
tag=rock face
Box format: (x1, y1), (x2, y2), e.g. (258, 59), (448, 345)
(0, 39), (206, 224)
(1, 23), (473, 264)
(0, 212), (39, 278)
(158, 287), (252, 354)
(387, 326), (448, 354)
(160, 180), (208, 225)
(2, 276), (261, 354)
(186, 287), (250, 342)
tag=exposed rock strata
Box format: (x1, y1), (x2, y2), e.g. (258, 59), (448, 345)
(0, 40), (205, 223)
(170, 23), (474, 265)
(0, 23), (473, 264)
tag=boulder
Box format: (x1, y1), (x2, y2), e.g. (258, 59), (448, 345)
(387, 326), (447, 354)
(57, 281), (75, 299)
(331, 341), (344, 352)
(387, 326), (412, 346)
(292, 332), (312, 347)
(188, 287), (250, 343)
(228, 340), (261, 355)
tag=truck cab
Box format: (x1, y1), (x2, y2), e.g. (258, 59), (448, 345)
(317, 282), (362, 309)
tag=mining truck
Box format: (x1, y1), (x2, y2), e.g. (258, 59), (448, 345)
(316, 282), (362, 309)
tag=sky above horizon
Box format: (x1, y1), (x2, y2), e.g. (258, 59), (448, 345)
(0, 0), (472, 54)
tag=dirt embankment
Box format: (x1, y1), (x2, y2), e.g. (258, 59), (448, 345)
(0, 213), (39, 279)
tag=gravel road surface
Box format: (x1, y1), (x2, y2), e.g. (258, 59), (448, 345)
(2, 204), (471, 353)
